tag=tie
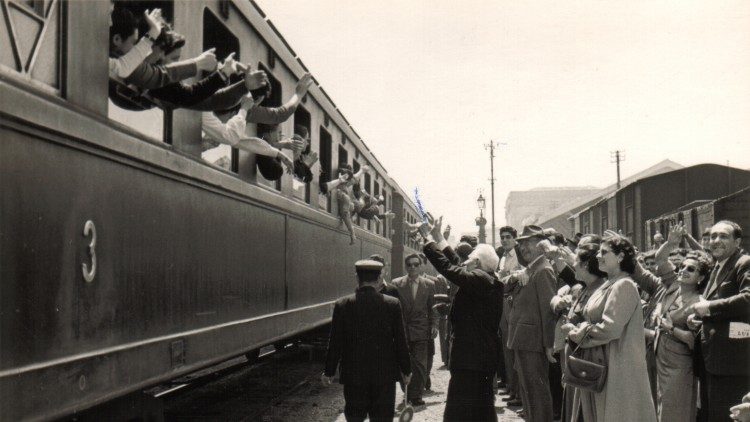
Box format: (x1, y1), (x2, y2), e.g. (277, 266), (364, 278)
(705, 264), (720, 297)
(411, 281), (418, 300)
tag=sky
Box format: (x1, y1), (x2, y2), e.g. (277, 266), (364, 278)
(255, 0), (750, 237)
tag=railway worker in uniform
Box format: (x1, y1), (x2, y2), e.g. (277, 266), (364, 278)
(419, 215), (503, 421)
(321, 259), (412, 422)
(393, 254), (439, 406)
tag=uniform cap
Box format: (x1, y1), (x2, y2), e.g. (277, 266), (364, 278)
(355, 259), (384, 271)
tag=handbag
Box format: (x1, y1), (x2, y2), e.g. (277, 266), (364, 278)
(562, 282), (616, 393)
(563, 326), (608, 392)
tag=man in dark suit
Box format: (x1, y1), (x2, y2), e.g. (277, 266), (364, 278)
(507, 225), (557, 422)
(322, 259), (412, 422)
(393, 254), (438, 406)
(689, 220), (750, 421)
(420, 216), (503, 421)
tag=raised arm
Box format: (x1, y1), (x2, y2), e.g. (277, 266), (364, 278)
(109, 9), (162, 79)
(245, 73), (313, 124)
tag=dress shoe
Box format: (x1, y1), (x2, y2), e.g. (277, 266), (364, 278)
(409, 398), (426, 406)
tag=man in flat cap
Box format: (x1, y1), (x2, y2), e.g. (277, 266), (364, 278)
(322, 259), (412, 422)
(506, 225), (558, 422)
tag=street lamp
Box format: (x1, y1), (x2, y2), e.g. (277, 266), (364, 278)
(475, 193), (487, 244)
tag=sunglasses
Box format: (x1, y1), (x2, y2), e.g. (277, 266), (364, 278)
(406, 262), (420, 268)
(679, 264), (697, 273)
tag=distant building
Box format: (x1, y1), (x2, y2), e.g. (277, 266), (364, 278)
(535, 159), (684, 238)
(505, 187), (600, 230)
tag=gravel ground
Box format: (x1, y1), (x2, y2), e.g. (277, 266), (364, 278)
(259, 339), (524, 422)
(164, 339), (524, 421)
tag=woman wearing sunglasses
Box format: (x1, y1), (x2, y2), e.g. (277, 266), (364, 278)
(652, 248), (712, 422)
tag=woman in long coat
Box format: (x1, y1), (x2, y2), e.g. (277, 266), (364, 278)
(568, 234), (656, 422)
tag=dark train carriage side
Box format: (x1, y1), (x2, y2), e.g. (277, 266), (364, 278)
(570, 164), (750, 250)
(0, 1), (400, 420)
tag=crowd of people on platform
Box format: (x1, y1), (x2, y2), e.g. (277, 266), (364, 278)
(322, 216), (750, 422)
(108, 3), (395, 245)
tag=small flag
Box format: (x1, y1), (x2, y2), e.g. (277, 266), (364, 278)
(414, 187), (428, 223)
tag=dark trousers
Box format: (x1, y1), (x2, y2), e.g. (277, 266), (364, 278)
(645, 342), (657, 404)
(704, 372), (750, 422)
(439, 317), (449, 364)
(549, 353), (563, 418)
(514, 350), (553, 422)
(408, 340), (430, 400)
(343, 382), (396, 422)
(256, 155), (283, 181)
(503, 338), (519, 397)
(444, 369), (497, 421)
(497, 333), (507, 384)
(426, 339), (435, 390)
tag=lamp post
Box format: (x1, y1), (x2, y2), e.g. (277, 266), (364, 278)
(475, 194), (487, 244)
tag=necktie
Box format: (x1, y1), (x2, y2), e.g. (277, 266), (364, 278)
(705, 264), (720, 296)
(411, 281), (418, 300)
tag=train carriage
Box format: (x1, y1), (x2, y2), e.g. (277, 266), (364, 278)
(0, 1), (428, 419)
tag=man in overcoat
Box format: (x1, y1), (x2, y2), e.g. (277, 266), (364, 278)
(393, 254), (438, 406)
(322, 259), (412, 422)
(689, 220), (750, 421)
(420, 216), (504, 421)
(507, 225), (557, 422)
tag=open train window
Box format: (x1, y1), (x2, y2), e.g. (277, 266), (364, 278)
(373, 180), (380, 235)
(338, 145), (348, 167)
(293, 105), (311, 203)
(364, 173), (372, 231)
(255, 66), (282, 190)
(107, 1), (174, 143)
(199, 8), (240, 172)
(318, 126), (332, 212)
(352, 159), (361, 225)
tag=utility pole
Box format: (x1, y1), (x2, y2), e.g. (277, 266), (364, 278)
(485, 141), (507, 248)
(610, 150), (626, 189)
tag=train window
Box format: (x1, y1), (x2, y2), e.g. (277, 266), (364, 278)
(373, 180), (380, 235)
(338, 145), (348, 167)
(293, 105), (311, 203)
(319, 126), (332, 211)
(352, 159), (361, 225)
(199, 8), (240, 172)
(364, 173), (372, 231)
(255, 66), (282, 190)
(0, 0), (64, 92)
(107, 1), (175, 143)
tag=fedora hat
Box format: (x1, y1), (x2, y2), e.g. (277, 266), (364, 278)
(516, 225), (547, 241)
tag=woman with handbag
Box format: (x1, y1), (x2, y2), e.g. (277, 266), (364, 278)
(566, 234), (656, 422)
(557, 238), (608, 421)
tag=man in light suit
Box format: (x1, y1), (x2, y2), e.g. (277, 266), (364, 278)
(689, 220), (750, 421)
(322, 259), (412, 422)
(506, 225), (557, 422)
(393, 253), (438, 406)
